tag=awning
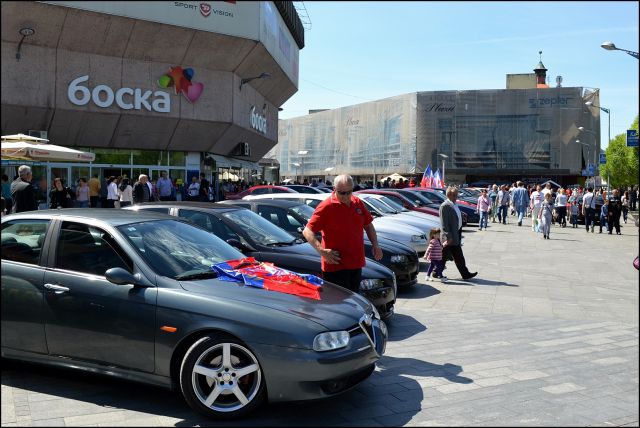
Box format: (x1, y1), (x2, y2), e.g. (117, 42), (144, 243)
(1, 134), (95, 162)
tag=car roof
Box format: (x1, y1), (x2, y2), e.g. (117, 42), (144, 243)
(222, 199), (304, 208)
(129, 201), (240, 213)
(2, 208), (174, 226)
(243, 193), (331, 201)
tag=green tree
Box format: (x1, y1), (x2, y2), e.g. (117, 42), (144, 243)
(600, 115), (639, 188)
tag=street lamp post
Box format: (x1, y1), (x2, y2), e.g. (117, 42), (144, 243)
(601, 42), (639, 59)
(297, 150), (308, 184)
(438, 154), (448, 185)
(292, 162), (300, 183)
(585, 101), (611, 191)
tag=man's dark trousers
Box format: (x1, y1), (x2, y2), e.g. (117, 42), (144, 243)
(322, 269), (362, 293)
(442, 245), (472, 278)
(585, 207), (595, 231)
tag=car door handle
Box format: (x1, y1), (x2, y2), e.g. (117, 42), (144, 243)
(44, 283), (70, 294)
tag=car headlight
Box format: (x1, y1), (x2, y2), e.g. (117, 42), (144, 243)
(390, 254), (408, 263)
(411, 235), (423, 242)
(360, 278), (384, 291)
(313, 331), (350, 352)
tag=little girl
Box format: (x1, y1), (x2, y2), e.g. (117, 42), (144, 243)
(570, 201), (579, 228)
(424, 228), (447, 282)
(538, 192), (553, 239)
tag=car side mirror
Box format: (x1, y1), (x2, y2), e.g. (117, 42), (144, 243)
(369, 210), (381, 218)
(105, 268), (151, 287)
(297, 226), (304, 234)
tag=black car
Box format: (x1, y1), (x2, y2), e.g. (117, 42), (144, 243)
(2, 209), (386, 419)
(219, 199), (420, 288)
(126, 202), (397, 319)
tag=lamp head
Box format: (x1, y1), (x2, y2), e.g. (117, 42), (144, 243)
(19, 28), (35, 37)
(578, 126), (584, 131)
(601, 41), (617, 51)
(585, 101), (593, 107)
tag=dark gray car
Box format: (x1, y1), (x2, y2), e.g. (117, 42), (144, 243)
(1, 210), (387, 419)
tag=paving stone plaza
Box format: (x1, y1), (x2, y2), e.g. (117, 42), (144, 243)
(2, 214), (638, 427)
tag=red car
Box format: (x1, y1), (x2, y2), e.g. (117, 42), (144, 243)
(355, 189), (440, 217)
(225, 185), (297, 200)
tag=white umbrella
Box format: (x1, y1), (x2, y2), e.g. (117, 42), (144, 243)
(381, 173), (408, 182)
(1, 136), (95, 162)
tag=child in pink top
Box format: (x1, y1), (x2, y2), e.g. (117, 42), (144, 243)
(424, 228), (447, 282)
(477, 189), (491, 230)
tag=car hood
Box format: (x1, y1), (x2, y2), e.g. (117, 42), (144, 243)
(180, 276), (372, 330)
(373, 215), (429, 236)
(369, 236), (416, 255)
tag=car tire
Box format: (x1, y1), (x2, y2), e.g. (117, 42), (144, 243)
(179, 333), (266, 419)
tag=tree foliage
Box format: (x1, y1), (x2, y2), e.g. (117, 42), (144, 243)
(600, 115), (639, 188)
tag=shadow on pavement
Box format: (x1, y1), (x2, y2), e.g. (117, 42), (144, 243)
(386, 313), (427, 341)
(397, 283), (441, 299)
(445, 277), (519, 287)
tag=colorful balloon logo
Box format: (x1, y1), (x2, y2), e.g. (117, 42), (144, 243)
(158, 66), (204, 103)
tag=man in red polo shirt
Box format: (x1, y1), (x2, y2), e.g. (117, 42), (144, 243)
(303, 174), (383, 293)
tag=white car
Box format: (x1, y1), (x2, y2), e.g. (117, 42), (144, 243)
(242, 193), (428, 254)
(357, 193), (440, 235)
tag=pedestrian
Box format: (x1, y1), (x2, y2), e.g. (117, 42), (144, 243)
(497, 185), (510, 224)
(621, 191), (629, 223)
(607, 189), (623, 235)
(554, 188), (567, 227)
(570, 201), (579, 228)
(530, 184), (543, 233)
(538, 192), (553, 239)
(488, 184), (499, 223)
(599, 199), (609, 233)
(302, 174), (383, 293)
(629, 186), (637, 211)
(104, 176), (119, 208)
(148, 178), (157, 202)
(187, 176), (200, 201)
(156, 171), (174, 201)
(133, 174), (151, 204)
(75, 178), (90, 208)
(10, 166), (38, 213)
(582, 187), (596, 233)
(440, 186), (477, 280)
(511, 181), (529, 226)
(199, 173), (210, 202)
(1, 174), (13, 212)
(476, 189), (491, 231)
(88, 174), (101, 208)
(49, 177), (74, 209)
(118, 178), (133, 207)
(423, 228), (446, 282)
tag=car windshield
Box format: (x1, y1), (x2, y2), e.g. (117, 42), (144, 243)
(366, 197), (398, 214)
(290, 203), (315, 221)
(117, 219), (244, 280)
(418, 190), (444, 203)
(378, 195), (411, 212)
(400, 191), (430, 207)
(221, 209), (297, 246)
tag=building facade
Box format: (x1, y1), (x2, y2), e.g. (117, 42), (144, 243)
(272, 86), (601, 186)
(2, 1), (303, 204)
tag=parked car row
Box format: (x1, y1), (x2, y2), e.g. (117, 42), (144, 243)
(2, 208), (388, 419)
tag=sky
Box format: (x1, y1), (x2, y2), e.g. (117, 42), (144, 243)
(280, 1), (639, 149)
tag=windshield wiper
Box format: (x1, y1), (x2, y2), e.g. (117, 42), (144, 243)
(175, 271), (218, 281)
(266, 239), (297, 247)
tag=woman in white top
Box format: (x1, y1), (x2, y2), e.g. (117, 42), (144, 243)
(554, 188), (568, 228)
(118, 178), (134, 208)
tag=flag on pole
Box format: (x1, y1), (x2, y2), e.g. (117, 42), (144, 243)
(433, 169), (443, 188)
(420, 164), (433, 187)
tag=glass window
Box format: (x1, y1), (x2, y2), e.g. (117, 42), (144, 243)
(138, 207), (171, 215)
(132, 150), (162, 166)
(221, 209), (296, 246)
(1, 219), (50, 265)
(55, 222), (133, 276)
(251, 188), (270, 195)
(177, 209), (241, 243)
(290, 204), (315, 221)
(117, 219), (243, 279)
(93, 148), (131, 164)
(169, 151), (186, 167)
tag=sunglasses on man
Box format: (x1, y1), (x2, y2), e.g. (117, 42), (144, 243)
(336, 190), (352, 196)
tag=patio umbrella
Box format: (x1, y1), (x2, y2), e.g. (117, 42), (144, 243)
(380, 173), (408, 182)
(1, 134), (95, 162)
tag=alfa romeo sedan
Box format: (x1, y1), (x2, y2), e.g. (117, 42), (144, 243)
(125, 203), (397, 319)
(1, 210), (387, 419)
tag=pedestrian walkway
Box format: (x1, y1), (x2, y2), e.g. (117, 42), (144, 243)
(1, 217), (638, 427)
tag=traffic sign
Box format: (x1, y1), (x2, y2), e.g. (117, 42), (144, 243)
(627, 129), (639, 147)
(599, 153), (606, 164)
(588, 164), (595, 176)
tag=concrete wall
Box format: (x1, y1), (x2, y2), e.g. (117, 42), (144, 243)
(1, 1), (296, 161)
